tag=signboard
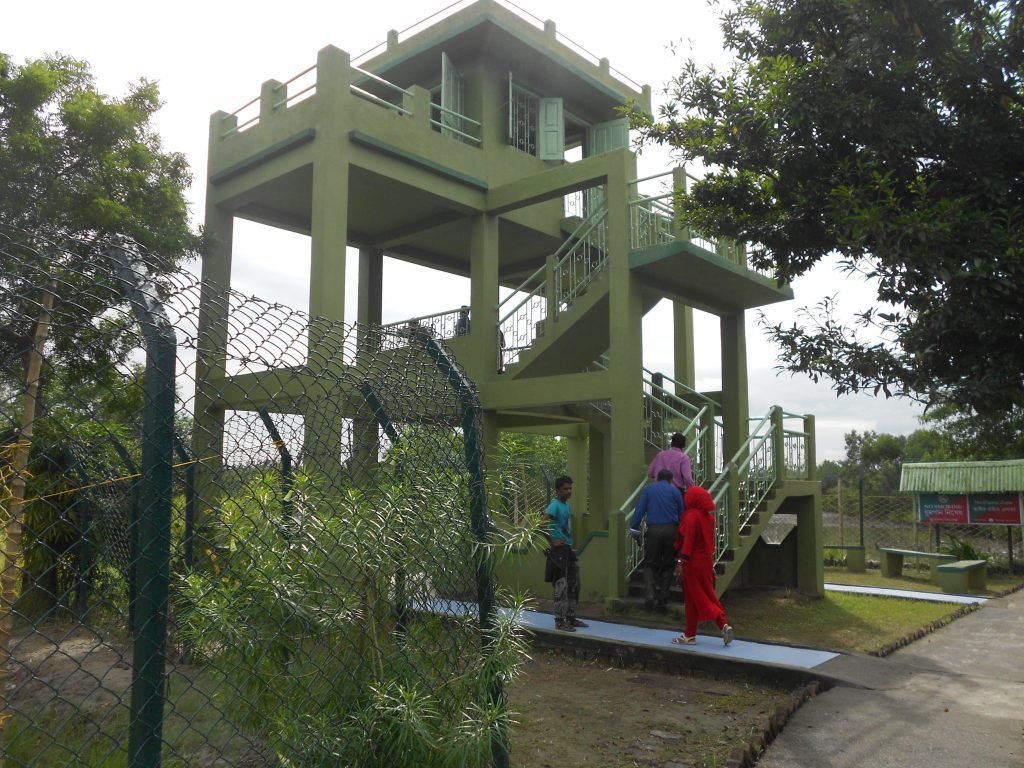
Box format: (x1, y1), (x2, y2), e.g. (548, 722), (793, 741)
(918, 494), (969, 524)
(969, 493), (1023, 525)
(918, 493), (1022, 525)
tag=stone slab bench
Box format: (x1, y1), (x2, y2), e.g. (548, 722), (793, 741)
(831, 544), (866, 573)
(935, 559), (988, 594)
(878, 548), (956, 580)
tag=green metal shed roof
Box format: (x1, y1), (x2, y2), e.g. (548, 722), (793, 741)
(900, 460), (1024, 493)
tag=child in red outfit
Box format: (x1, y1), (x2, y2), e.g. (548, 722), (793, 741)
(672, 485), (734, 646)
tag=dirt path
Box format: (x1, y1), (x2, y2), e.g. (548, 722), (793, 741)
(508, 651), (794, 768)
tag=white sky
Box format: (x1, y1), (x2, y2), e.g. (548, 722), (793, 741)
(4, 0), (926, 459)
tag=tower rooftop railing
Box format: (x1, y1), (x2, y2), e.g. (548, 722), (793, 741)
(351, 0), (644, 92)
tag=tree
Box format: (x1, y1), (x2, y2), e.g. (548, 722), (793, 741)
(922, 403), (1024, 459)
(0, 53), (206, 376)
(1, 54), (204, 626)
(630, 0), (1024, 415)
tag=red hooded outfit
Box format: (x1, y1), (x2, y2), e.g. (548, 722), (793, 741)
(675, 486), (731, 641)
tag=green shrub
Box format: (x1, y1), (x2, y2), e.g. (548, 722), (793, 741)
(940, 534), (991, 562)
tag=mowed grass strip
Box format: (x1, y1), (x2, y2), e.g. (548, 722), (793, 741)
(721, 588), (963, 654)
(823, 565), (1024, 596)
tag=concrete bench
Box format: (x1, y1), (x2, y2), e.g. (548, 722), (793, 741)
(935, 560), (988, 595)
(878, 548), (956, 581)
(831, 544), (866, 573)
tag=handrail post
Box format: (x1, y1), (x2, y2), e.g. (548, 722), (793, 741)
(650, 372), (664, 449)
(700, 404), (716, 486)
(403, 84), (432, 129)
(544, 252), (558, 324)
(726, 462), (740, 552)
(804, 414), (816, 481)
(671, 167), (688, 241)
(260, 79), (283, 123)
(771, 406), (785, 481)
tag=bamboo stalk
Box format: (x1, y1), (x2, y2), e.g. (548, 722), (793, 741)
(0, 283), (56, 765)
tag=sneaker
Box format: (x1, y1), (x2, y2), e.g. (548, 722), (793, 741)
(570, 619), (589, 628)
(722, 624), (734, 646)
(671, 635), (696, 645)
(555, 621), (576, 633)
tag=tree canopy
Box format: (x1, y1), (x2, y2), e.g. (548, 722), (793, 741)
(0, 53), (203, 258)
(631, 0), (1024, 415)
(0, 53), (205, 376)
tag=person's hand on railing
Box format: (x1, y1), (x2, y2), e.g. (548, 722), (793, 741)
(627, 528), (642, 540)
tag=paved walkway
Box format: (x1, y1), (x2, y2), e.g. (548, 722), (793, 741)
(524, 583), (1022, 766)
(757, 587), (1024, 768)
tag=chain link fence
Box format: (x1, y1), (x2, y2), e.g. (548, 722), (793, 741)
(822, 493), (1023, 568)
(0, 227), (525, 767)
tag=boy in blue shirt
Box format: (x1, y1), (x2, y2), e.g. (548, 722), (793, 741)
(544, 475), (587, 632)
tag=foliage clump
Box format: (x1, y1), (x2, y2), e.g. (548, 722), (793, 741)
(178, 473), (529, 767)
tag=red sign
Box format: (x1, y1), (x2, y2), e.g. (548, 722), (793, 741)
(969, 494), (1023, 525)
(919, 494), (969, 524)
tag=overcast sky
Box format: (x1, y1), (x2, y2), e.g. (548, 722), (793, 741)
(5, 0), (927, 459)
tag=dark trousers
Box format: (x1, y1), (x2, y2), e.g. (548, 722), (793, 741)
(546, 545), (580, 622)
(642, 523), (677, 608)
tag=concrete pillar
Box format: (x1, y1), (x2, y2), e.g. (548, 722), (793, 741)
(357, 248), (383, 327)
(309, 46), (352, 325)
(260, 79), (284, 123)
(352, 248), (384, 483)
(606, 149), (643, 598)
(403, 85), (432, 129)
(673, 302), (695, 391)
(305, 45), (352, 476)
(588, 427), (608, 532)
(469, 213), (500, 382)
(567, 427), (589, 539)
(796, 492), (825, 596)
(720, 311), (750, 464)
(193, 141), (234, 556)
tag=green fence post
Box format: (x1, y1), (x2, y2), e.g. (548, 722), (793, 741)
(114, 248), (176, 768)
(418, 336), (508, 768)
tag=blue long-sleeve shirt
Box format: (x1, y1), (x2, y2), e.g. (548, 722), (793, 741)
(630, 480), (683, 529)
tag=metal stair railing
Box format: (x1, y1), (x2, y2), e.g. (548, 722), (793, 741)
(551, 201), (609, 311)
(496, 201), (608, 366)
(707, 407), (780, 563)
(641, 368), (721, 485)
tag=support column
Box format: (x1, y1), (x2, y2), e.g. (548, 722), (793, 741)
(796, 491), (825, 596)
(193, 178), (233, 543)
(305, 45), (352, 476)
(469, 213), (500, 382)
(588, 427), (608, 532)
(566, 426), (589, 540)
(605, 149), (643, 599)
(469, 213), (502, 492)
(308, 46), (352, 327)
(353, 248), (384, 483)
(720, 311), (750, 464)
(672, 302), (695, 391)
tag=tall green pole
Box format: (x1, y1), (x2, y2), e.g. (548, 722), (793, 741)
(419, 336), (508, 768)
(114, 248), (175, 768)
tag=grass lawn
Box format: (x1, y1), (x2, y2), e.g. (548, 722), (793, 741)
(823, 564), (1024, 596)
(589, 566), (1024, 655)
(721, 588), (955, 653)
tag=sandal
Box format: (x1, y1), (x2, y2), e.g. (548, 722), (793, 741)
(671, 634), (696, 645)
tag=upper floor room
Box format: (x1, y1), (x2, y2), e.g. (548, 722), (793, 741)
(211, 0), (652, 183)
